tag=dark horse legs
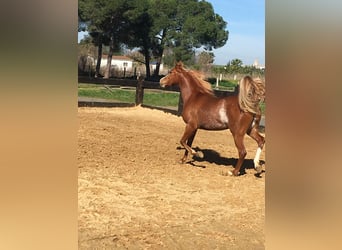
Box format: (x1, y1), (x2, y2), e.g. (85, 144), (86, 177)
(231, 114), (265, 176)
(180, 117), (265, 176)
(230, 134), (247, 176)
(179, 124), (199, 163)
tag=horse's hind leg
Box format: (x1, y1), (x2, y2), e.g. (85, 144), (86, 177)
(230, 134), (247, 176)
(247, 124), (265, 173)
(179, 124), (199, 163)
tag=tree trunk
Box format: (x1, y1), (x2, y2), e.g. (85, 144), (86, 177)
(144, 50), (150, 78)
(95, 35), (102, 78)
(152, 30), (166, 77)
(104, 36), (114, 79)
(153, 54), (162, 76)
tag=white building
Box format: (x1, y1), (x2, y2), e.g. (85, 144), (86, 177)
(99, 55), (133, 70)
(253, 59), (265, 70)
(150, 61), (165, 73)
(96, 55), (166, 75)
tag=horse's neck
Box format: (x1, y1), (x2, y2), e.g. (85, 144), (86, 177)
(179, 77), (196, 105)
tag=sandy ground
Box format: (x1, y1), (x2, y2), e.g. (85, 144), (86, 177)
(78, 106), (265, 249)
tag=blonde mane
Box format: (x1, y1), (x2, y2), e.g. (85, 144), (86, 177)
(175, 62), (214, 96)
(187, 70), (214, 95)
(238, 76), (265, 114)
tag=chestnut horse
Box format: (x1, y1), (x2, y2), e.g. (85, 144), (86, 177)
(160, 62), (265, 176)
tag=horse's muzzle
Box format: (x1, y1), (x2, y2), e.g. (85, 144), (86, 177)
(160, 77), (166, 87)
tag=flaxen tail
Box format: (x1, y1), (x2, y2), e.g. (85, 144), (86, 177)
(238, 76), (265, 114)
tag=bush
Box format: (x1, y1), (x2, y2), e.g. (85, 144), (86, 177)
(218, 80), (238, 88)
(206, 78), (238, 88)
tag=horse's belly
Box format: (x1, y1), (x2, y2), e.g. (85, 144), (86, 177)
(198, 105), (229, 130)
(199, 119), (229, 130)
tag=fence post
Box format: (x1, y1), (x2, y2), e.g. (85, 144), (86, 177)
(135, 75), (144, 106)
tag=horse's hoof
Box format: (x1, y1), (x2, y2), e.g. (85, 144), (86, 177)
(195, 151), (204, 158)
(228, 170), (240, 176)
(255, 165), (263, 173)
(254, 172), (262, 178)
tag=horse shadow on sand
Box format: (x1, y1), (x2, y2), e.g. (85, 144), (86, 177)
(177, 146), (265, 177)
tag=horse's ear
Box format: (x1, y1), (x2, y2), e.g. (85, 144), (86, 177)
(175, 61), (184, 69)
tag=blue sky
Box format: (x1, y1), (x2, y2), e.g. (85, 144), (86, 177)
(78, 0), (265, 66)
(208, 0), (265, 66)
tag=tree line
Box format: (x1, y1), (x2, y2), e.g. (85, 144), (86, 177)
(212, 59), (265, 77)
(78, 0), (228, 79)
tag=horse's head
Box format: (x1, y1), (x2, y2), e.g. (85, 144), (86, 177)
(160, 62), (184, 87)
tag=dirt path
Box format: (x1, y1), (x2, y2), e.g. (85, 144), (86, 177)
(78, 106), (265, 249)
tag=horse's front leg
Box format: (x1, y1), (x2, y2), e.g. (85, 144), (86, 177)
(179, 124), (200, 163)
(181, 129), (201, 163)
